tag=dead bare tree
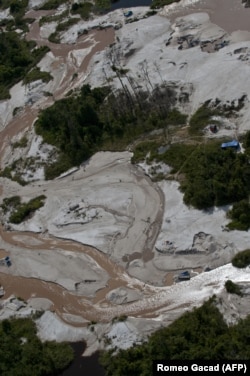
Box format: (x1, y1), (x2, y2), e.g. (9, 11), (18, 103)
(105, 45), (134, 111)
(153, 61), (165, 85)
(138, 60), (154, 92)
(123, 73), (144, 110)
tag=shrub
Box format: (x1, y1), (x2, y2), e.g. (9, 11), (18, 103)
(39, 10), (68, 26)
(56, 18), (79, 32)
(12, 136), (28, 148)
(23, 67), (52, 85)
(227, 200), (250, 231)
(95, 0), (111, 11)
(48, 17), (80, 44)
(9, 195), (46, 224)
(71, 2), (93, 20)
(243, 129), (250, 154)
(189, 103), (220, 135)
(48, 32), (60, 44)
(39, 0), (66, 10)
(131, 140), (161, 164)
(151, 0), (181, 9)
(225, 280), (243, 296)
(232, 249), (250, 268)
(0, 195), (21, 214)
(166, 108), (187, 125)
(44, 157), (72, 180)
(0, 166), (12, 179)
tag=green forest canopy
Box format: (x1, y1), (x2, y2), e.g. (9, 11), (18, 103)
(0, 31), (50, 99)
(133, 138), (250, 211)
(100, 298), (250, 376)
(34, 83), (184, 179)
(0, 318), (73, 376)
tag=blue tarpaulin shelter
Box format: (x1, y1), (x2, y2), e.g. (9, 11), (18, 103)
(178, 271), (190, 280)
(221, 140), (239, 150)
(124, 10), (133, 17)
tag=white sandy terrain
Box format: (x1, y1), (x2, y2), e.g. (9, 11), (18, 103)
(0, 245), (109, 295)
(153, 180), (250, 271)
(35, 262), (250, 351)
(1, 151), (162, 268)
(161, 0), (204, 15)
(28, 0), (47, 8)
(0, 8), (11, 19)
(86, 8), (250, 135)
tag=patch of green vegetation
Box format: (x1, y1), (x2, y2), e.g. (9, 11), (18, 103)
(40, 0), (112, 13)
(0, 166), (13, 179)
(43, 91), (53, 97)
(167, 108), (187, 125)
(48, 17), (80, 43)
(189, 102), (220, 135)
(31, 310), (45, 319)
(134, 142), (193, 175)
(158, 143), (197, 173)
(151, 0), (180, 9)
(131, 140), (162, 164)
(71, 1), (93, 20)
(0, 165), (27, 186)
(225, 280), (243, 296)
(227, 199), (250, 231)
(56, 17), (79, 32)
(13, 106), (23, 116)
(167, 141), (250, 209)
(95, 0), (111, 11)
(1, 155), (50, 184)
(32, 45), (51, 64)
(0, 31), (50, 99)
(100, 298), (250, 373)
(48, 31), (60, 43)
(39, 9), (68, 26)
(133, 136), (250, 210)
(9, 195), (46, 224)
(243, 129), (250, 154)
(0, 85), (11, 100)
(232, 249), (250, 268)
(23, 67), (53, 85)
(39, 0), (66, 10)
(0, 0), (28, 17)
(0, 0), (33, 32)
(12, 136), (28, 148)
(44, 154), (72, 180)
(0, 318), (73, 375)
(112, 315), (128, 324)
(145, 10), (158, 17)
(13, 175), (27, 186)
(0, 195), (21, 214)
(111, 65), (130, 75)
(35, 83), (184, 179)
(185, 148), (250, 209)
